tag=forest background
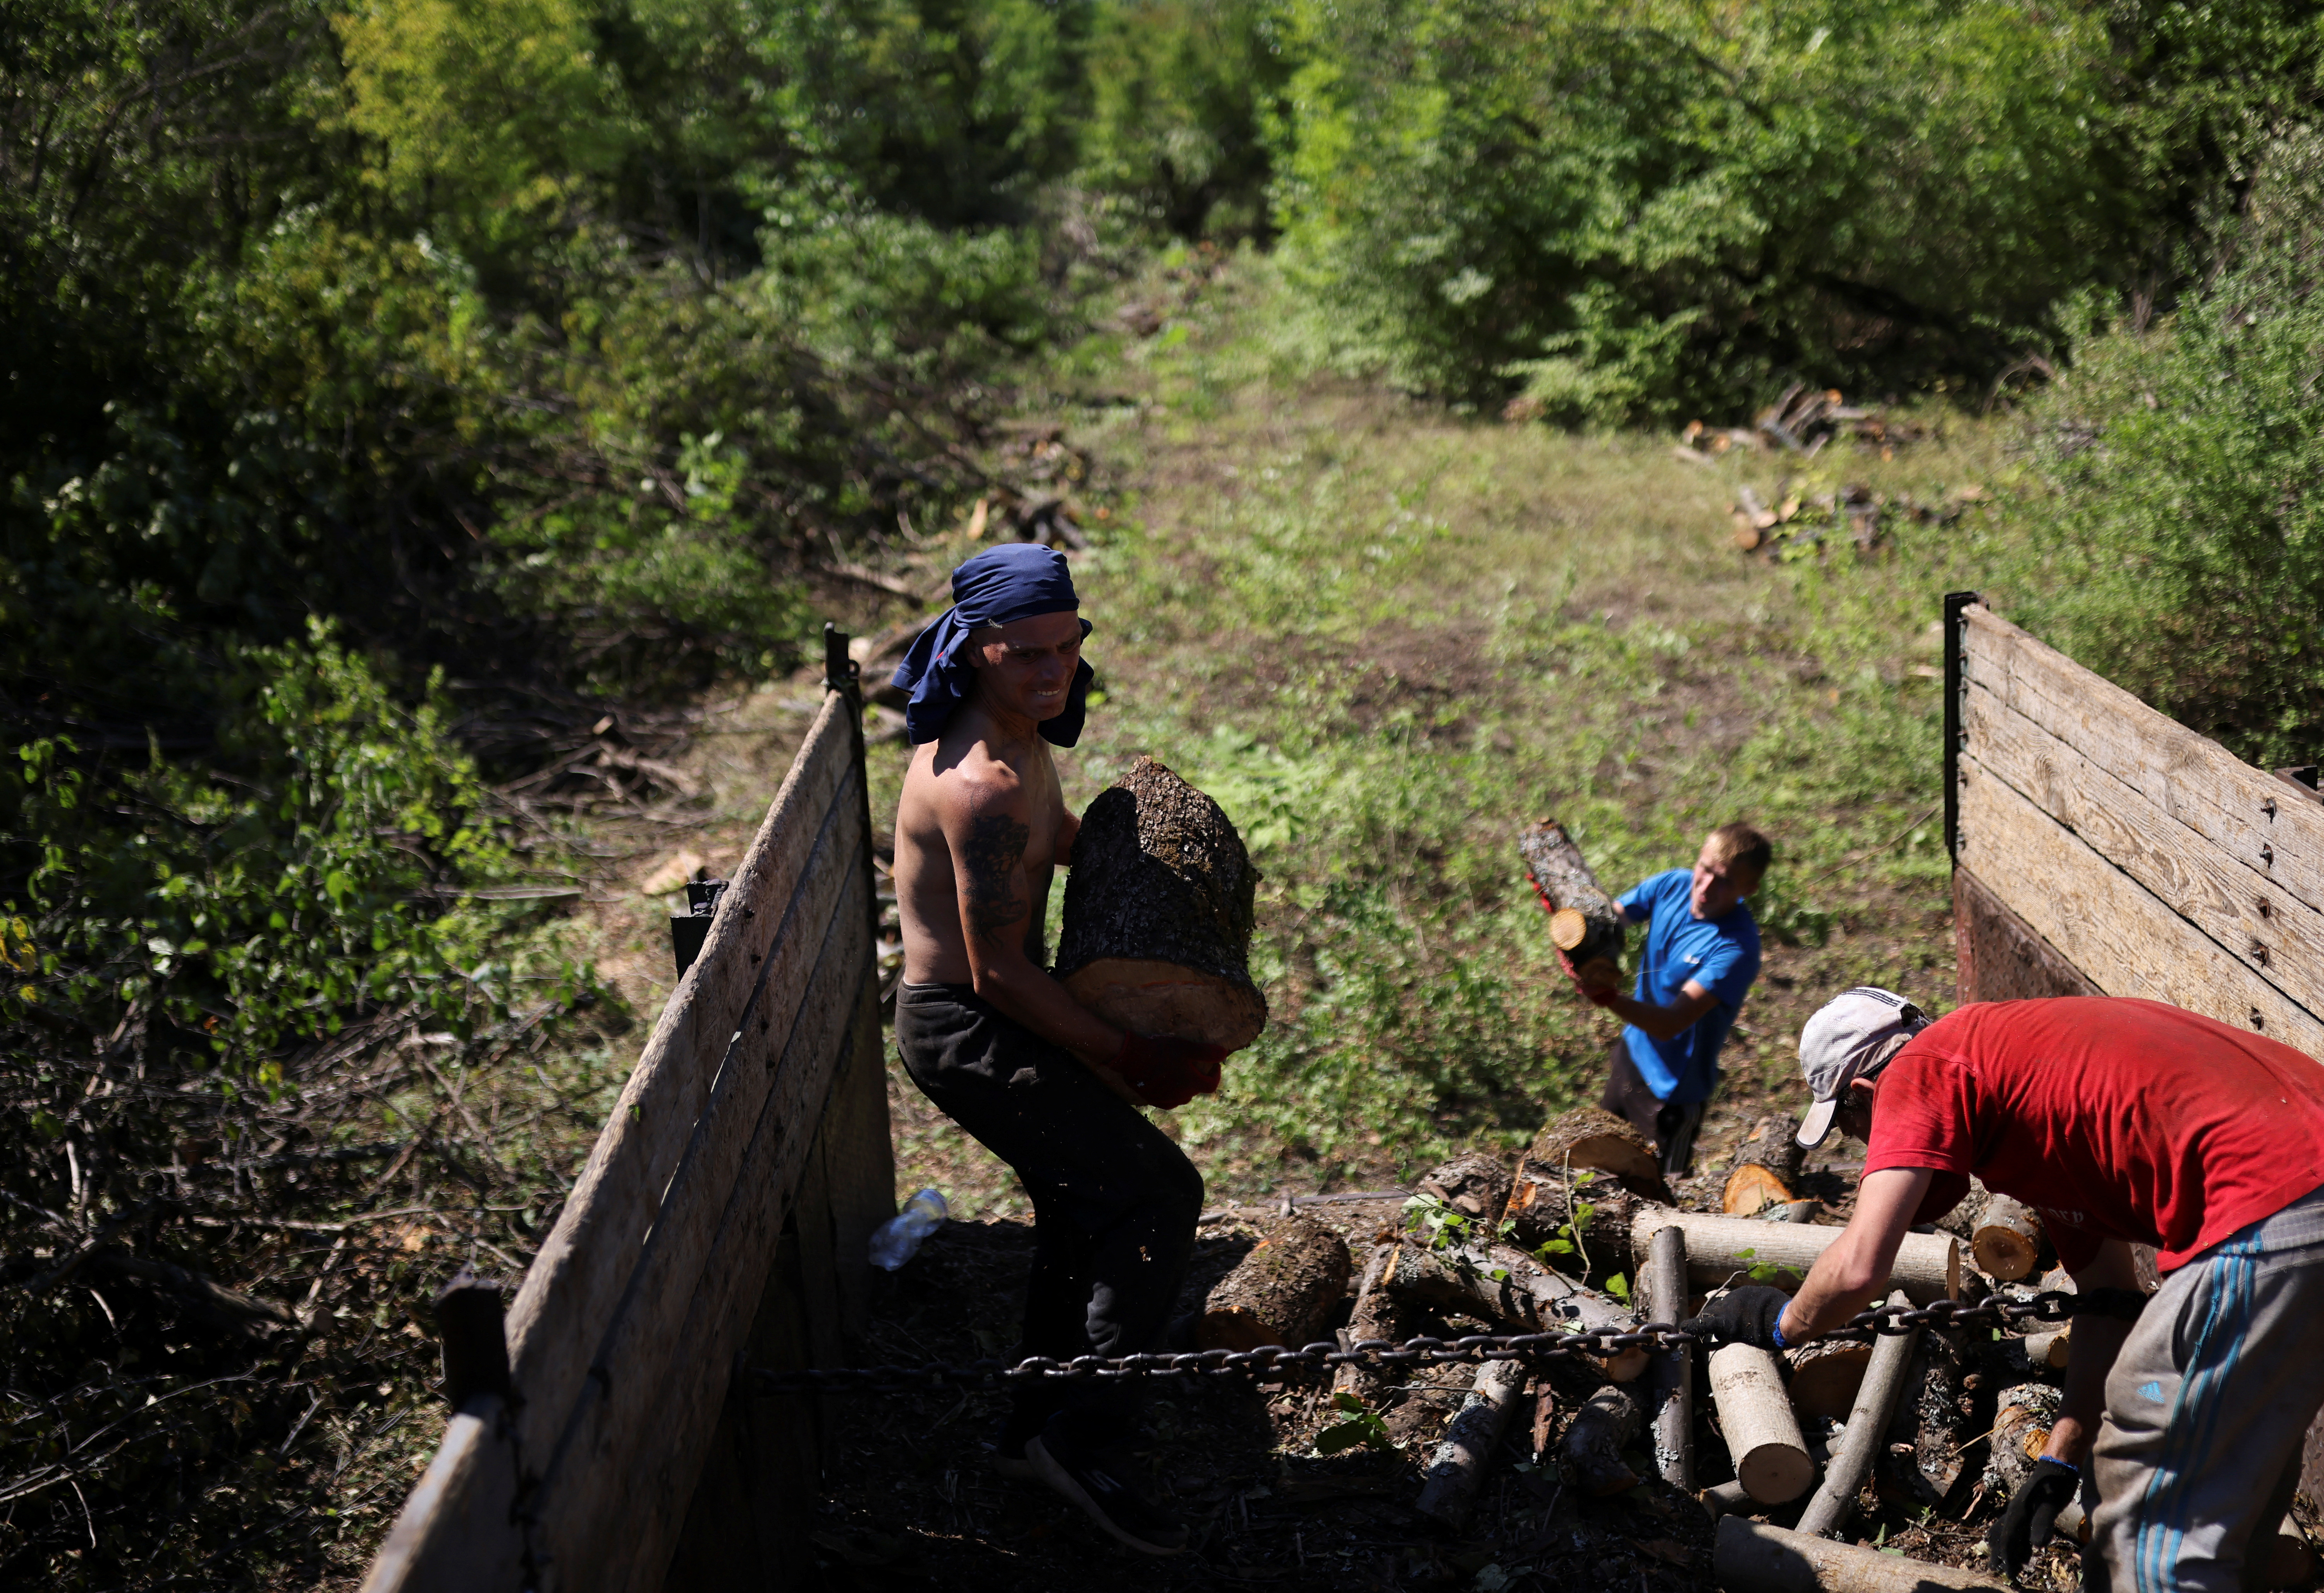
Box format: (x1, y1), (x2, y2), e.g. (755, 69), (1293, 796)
(12, 0), (2324, 1584)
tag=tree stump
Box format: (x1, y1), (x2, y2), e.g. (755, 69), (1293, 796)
(1056, 756), (1267, 1051)
(1197, 1217), (1351, 1351)
(1518, 819), (1627, 982)
(1970, 1193), (2044, 1282)
(1415, 1152), (1513, 1222)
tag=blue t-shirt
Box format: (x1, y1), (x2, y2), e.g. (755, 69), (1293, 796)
(1616, 868), (1761, 1105)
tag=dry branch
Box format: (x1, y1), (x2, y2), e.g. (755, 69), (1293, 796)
(1414, 1359), (1528, 1529)
(1796, 1292), (1918, 1538)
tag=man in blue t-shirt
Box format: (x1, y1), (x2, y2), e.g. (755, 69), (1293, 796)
(1565, 822), (1768, 1177)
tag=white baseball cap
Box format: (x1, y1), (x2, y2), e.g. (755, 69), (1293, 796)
(1794, 987), (1932, 1149)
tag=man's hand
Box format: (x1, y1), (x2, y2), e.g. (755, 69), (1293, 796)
(1114, 1033), (1226, 1110)
(1678, 1284), (1791, 1350)
(1989, 1457), (2078, 1575)
(1557, 949), (1619, 1007)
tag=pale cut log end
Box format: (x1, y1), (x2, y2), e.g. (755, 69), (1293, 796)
(1549, 907), (1589, 951)
(1784, 1341), (1872, 1421)
(1723, 1163), (1796, 1217)
(1971, 1228), (2040, 1281)
(1735, 1442), (1817, 1506)
(1063, 958), (1267, 1052)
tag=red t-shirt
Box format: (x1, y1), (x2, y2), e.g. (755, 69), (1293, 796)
(1863, 997), (2324, 1273)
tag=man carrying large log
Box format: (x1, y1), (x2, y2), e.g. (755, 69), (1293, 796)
(1683, 988), (2324, 1593)
(1568, 823), (1769, 1176)
(889, 543), (1225, 1556)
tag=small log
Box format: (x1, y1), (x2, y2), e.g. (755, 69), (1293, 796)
(1512, 1105), (1671, 1208)
(1631, 1209), (1961, 1305)
(1725, 1163), (1799, 1218)
(1731, 1116), (1806, 1184)
(1708, 1344), (1815, 1504)
(1416, 1152), (1513, 1221)
(1990, 1327), (2069, 1379)
(1796, 1293), (1918, 1538)
(1702, 1478), (1755, 1517)
(1334, 1243), (1412, 1402)
(1715, 1518), (2009, 1593)
(1502, 1166), (1645, 1266)
(1970, 1193), (2044, 1282)
(1910, 1327), (1971, 1505)
(1197, 1217), (1351, 1351)
(1642, 1224), (1694, 1488)
(1560, 1383), (1644, 1496)
(1415, 1358), (1528, 1528)
(1984, 1383), (2061, 1495)
(1518, 820), (1627, 972)
(1765, 1200), (1821, 1224)
(1786, 1340), (1874, 1422)
(1381, 1243), (1648, 1381)
(1056, 757), (1267, 1051)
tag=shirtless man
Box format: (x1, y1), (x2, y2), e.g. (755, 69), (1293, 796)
(888, 542), (1224, 1557)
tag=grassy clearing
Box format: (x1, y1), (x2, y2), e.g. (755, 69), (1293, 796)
(884, 253), (2021, 1215)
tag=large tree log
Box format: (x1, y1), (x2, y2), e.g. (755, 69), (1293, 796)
(1561, 1383), (1645, 1495)
(1416, 1151), (1513, 1221)
(1415, 1359), (1528, 1528)
(1508, 1107), (1672, 1227)
(1381, 1243), (1648, 1381)
(1796, 1293), (1919, 1538)
(1197, 1217), (1351, 1351)
(1503, 1167), (1647, 1268)
(1631, 1210), (1961, 1305)
(1708, 1344), (1816, 1504)
(1716, 1519), (2010, 1593)
(1518, 819), (1628, 976)
(1334, 1243), (1411, 1403)
(1786, 1340), (1874, 1422)
(1641, 1224), (1694, 1488)
(1056, 756), (1267, 1051)
(1970, 1193), (2044, 1282)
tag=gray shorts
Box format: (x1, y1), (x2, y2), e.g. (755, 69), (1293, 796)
(2088, 1183), (2324, 1593)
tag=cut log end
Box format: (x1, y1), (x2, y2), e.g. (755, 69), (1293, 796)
(1970, 1193), (2045, 1282)
(1785, 1339), (1872, 1421)
(1523, 1105), (1668, 1200)
(1062, 958), (1267, 1053)
(1709, 1344), (1814, 1505)
(1723, 1162), (1797, 1218)
(1549, 907), (1590, 951)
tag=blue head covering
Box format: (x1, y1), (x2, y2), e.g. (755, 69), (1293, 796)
(891, 542), (1095, 745)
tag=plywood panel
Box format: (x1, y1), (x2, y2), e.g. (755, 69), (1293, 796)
(1957, 760), (2324, 1056)
(1954, 867), (2099, 1004)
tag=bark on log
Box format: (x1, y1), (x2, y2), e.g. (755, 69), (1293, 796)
(1725, 1162), (1798, 1217)
(1560, 1383), (1644, 1495)
(1731, 1116), (1807, 1185)
(1642, 1224), (1694, 1488)
(1970, 1193), (2044, 1282)
(1786, 1340), (1874, 1422)
(1516, 1106), (1671, 1203)
(1715, 1518), (2010, 1593)
(1796, 1293), (1919, 1538)
(1909, 1327), (1971, 1506)
(1197, 1217), (1351, 1351)
(1985, 1383), (2061, 1495)
(1056, 756), (1267, 1051)
(1502, 1167), (1646, 1267)
(1708, 1344), (1815, 1504)
(1415, 1358), (1528, 1528)
(1416, 1152), (1513, 1221)
(1334, 1243), (1411, 1403)
(1631, 1210), (1960, 1305)
(1518, 819), (1628, 973)
(1381, 1242), (1648, 1381)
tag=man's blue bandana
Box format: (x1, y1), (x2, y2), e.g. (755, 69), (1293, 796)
(890, 542), (1095, 746)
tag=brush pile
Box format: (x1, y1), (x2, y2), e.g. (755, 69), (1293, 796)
(1672, 386), (1927, 463)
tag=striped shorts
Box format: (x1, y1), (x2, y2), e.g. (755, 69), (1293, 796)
(2090, 1184), (2324, 1593)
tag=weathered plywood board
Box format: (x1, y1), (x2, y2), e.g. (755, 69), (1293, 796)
(357, 1397), (523, 1593)
(1957, 760), (2324, 1055)
(506, 696), (855, 1470)
(1963, 605), (2324, 922)
(1954, 868), (2100, 1004)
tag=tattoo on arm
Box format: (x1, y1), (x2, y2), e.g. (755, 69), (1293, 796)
(960, 812), (1030, 949)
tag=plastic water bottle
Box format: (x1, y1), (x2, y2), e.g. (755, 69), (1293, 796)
(868, 1188), (949, 1270)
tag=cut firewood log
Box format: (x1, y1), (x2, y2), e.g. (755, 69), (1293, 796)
(1056, 756), (1267, 1052)
(1716, 1518), (2009, 1593)
(1416, 1152), (1513, 1221)
(1518, 820), (1628, 978)
(1991, 1326), (2070, 1379)
(1632, 1209), (1961, 1305)
(1785, 1339), (1874, 1422)
(1503, 1164), (1649, 1266)
(1381, 1242), (1648, 1381)
(1733, 1116), (1807, 1182)
(1333, 1243), (1411, 1403)
(1415, 1358), (1528, 1529)
(1708, 1343), (1816, 1504)
(1908, 1327), (1972, 1506)
(1641, 1224), (1694, 1488)
(1796, 1293), (1918, 1538)
(1510, 1105), (1671, 1211)
(1984, 1383), (2062, 1495)
(1724, 1163), (1798, 1218)
(1970, 1193), (2044, 1281)
(1196, 1217), (1351, 1352)
(1560, 1383), (1644, 1495)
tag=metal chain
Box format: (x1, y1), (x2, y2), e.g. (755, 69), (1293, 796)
(749, 1287), (2122, 1394)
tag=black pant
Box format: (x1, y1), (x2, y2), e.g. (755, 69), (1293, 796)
(894, 982), (1205, 1447)
(1599, 1037), (1704, 1179)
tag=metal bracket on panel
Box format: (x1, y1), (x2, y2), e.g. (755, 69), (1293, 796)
(1942, 590), (1982, 865)
(671, 876), (731, 976)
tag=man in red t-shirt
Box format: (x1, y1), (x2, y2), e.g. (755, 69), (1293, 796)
(1681, 988), (2324, 1593)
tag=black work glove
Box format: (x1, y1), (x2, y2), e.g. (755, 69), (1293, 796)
(1677, 1284), (1791, 1351)
(1989, 1457), (2080, 1576)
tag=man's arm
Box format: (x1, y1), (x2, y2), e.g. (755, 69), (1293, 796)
(1775, 1167), (1935, 1341)
(1599, 978), (1719, 1040)
(948, 781), (1122, 1067)
(2044, 1238), (2141, 1467)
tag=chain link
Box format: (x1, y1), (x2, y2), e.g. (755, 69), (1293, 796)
(749, 1288), (2128, 1394)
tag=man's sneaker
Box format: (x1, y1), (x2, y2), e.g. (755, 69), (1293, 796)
(1025, 1430), (1188, 1556)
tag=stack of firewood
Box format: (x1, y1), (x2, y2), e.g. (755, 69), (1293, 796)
(1727, 481), (1991, 560)
(1672, 386), (1927, 463)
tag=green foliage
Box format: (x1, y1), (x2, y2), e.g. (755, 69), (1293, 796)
(1313, 1390), (1399, 1454)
